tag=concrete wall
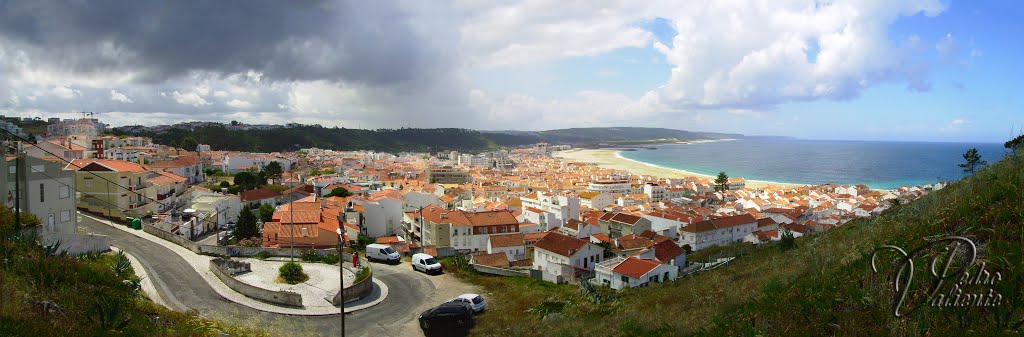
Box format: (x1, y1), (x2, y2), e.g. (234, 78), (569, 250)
(41, 232), (110, 255)
(144, 224), (337, 258)
(209, 258), (303, 307)
(471, 263), (531, 277)
(332, 254), (372, 305)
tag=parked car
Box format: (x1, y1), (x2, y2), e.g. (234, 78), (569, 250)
(365, 244), (400, 263)
(446, 294), (485, 314)
(419, 302), (474, 335)
(411, 253), (442, 274)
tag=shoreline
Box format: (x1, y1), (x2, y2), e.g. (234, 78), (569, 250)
(553, 148), (806, 189)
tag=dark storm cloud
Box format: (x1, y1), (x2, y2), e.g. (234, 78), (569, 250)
(0, 0), (458, 86)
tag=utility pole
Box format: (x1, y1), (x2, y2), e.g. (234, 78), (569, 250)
(290, 202), (295, 262)
(14, 153), (20, 229)
(336, 228), (346, 337)
(419, 206), (425, 249)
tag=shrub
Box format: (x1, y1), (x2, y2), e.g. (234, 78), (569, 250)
(321, 253), (339, 265)
(278, 262), (308, 284)
(254, 251), (271, 260)
(300, 250), (322, 262)
(778, 229), (796, 250)
(354, 266), (370, 283)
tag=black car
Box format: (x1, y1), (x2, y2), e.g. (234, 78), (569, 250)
(419, 302), (474, 335)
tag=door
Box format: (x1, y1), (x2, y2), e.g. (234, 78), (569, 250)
(47, 214), (55, 232)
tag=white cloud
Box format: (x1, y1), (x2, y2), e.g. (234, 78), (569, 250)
(226, 98), (252, 109)
(172, 90), (211, 107)
(51, 86), (80, 99)
(941, 118), (971, 132)
(109, 89), (132, 103)
(936, 33), (958, 62)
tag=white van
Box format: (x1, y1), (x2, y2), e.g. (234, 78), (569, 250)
(365, 244), (400, 263)
(411, 253), (442, 274)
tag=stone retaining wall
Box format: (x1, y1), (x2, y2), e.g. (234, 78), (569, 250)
(471, 263), (532, 277)
(332, 254), (373, 305)
(144, 224), (335, 258)
(209, 258), (303, 307)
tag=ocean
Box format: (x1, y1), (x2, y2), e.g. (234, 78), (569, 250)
(617, 138), (1008, 190)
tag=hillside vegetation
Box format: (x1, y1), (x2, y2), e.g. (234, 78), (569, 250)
(452, 149), (1022, 336)
(113, 125), (743, 152)
(0, 232), (267, 336)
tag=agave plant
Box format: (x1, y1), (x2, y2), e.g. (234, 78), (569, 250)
(111, 250), (132, 279)
(93, 296), (132, 331)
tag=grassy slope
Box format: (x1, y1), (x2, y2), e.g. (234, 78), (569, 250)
(0, 234), (269, 336)
(455, 150), (1022, 337)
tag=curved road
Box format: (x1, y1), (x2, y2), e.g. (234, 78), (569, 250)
(80, 216), (434, 336)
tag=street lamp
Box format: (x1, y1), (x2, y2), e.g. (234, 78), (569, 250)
(336, 227), (346, 337)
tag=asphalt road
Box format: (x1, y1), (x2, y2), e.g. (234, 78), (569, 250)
(79, 215), (435, 336)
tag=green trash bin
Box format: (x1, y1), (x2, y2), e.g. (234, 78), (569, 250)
(131, 218), (142, 230)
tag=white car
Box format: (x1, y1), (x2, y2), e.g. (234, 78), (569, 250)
(446, 294), (485, 314)
(411, 253), (443, 274)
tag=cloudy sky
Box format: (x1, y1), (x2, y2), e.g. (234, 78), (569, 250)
(0, 0), (1020, 142)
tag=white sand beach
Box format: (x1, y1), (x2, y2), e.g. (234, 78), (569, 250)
(553, 148), (805, 189)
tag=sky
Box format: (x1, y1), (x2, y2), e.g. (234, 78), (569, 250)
(0, 0), (1020, 143)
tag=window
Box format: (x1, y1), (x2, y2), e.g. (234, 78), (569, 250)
(621, 275), (628, 283)
(85, 179), (93, 188)
(60, 210), (71, 222)
(59, 186), (70, 199)
(39, 184), (44, 203)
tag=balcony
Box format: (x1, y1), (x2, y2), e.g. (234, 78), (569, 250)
(157, 191), (173, 201)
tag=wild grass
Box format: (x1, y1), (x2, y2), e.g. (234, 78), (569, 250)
(0, 232), (270, 336)
(455, 150), (1024, 336)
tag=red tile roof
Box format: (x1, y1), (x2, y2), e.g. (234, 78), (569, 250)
(488, 233), (525, 248)
(612, 257), (662, 279)
(69, 159), (147, 173)
(599, 212), (644, 225)
(682, 214), (757, 233)
(473, 253), (510, 267)
(240, 187), (283, 202)
(533, 232), (589, 257)
(651, 240), (684, 263)
(147, 156), (200, 168)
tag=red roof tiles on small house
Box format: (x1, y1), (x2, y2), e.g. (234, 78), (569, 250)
(612, 257), (662, 279)
(533, 232), (589, 258)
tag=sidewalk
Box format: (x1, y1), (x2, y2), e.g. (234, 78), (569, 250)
(81, 213), (387, 315)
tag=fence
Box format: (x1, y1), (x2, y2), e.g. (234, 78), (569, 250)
(209, 258), (303, 307)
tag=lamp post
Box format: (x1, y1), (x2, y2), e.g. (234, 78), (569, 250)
(336, 227), (346, 336)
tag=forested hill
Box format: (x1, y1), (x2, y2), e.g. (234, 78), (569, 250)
(485, 127), (743, 145)
(112, 125), (744, 153)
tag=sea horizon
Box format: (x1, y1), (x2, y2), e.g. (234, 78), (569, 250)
(612, 138), (1008, 190)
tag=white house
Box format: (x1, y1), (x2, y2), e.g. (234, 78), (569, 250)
(594, 256), (678, 290)
(353, 196), (405, 238)
(556, 218), (601, 239)
(487, 232), (526, 261)
(519, 192), (580, 228)
(679, 213), (758, 251)
(532, 232), (605, 284)
(578, 191), (614, 210)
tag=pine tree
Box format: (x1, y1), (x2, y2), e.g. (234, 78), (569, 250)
(715, 171), (729, 192)
(233, 205), (260, 240)
(959, 148), (987, 174)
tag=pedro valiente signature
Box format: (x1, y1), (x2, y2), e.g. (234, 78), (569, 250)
(871, 236), (1002, 317)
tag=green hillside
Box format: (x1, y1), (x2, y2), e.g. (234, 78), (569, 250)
(451, 148), (1023, 336)
(112, 125), (744, 152)
(0, 233), (269, 336)
(115, 125), (507, 153)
